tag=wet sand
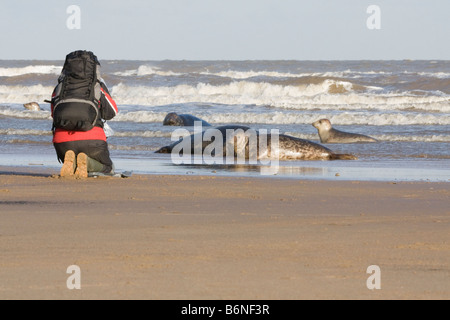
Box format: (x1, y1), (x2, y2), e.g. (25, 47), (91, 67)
(0, 166), (449, 300)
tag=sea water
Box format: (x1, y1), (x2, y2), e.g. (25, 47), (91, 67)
(0, 60), (449, 181)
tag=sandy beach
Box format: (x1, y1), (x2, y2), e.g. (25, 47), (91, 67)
(1, 0), (449, 303)
(0, 166), (448, 300)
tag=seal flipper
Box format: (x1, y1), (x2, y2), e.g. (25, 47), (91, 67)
(155, 146), (173, 154)
(329, 153), (358, 160)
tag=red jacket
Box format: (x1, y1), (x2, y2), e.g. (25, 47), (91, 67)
(51, 83), (118, 143)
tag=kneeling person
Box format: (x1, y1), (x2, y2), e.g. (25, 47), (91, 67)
(51, 50), (118, 178)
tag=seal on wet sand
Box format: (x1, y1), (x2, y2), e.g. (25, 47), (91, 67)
(313, 119), (378, 144)
(156, 125), (357, 161)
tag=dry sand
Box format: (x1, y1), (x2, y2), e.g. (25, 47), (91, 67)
(0, 167), (449, 300)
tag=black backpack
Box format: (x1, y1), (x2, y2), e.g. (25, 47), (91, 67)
(52, 51), (102, 132)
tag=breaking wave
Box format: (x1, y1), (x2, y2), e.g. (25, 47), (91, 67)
(1, 80), (448, 115)
(0, 129), (51, 136)
(0, 106), (51, 120)
(111, 66), (401, 80)
(1, 103), (449, 126)
(0, 84), (53, 104)
(111, 80), (355, 106)
(113, 65), (181, 77)
(114, 110), (450, 126)
(0, 65), (62, 77)
(113, 130), (173, 138)
(109, 81), (449, 112)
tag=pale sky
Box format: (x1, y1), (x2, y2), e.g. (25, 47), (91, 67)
(0, 0), (448, 60)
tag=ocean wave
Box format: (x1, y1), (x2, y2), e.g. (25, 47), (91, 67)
(113, 130), (175, 138)
(204, 69), (400, 80)
(374, 134), (450, 142)
(1, 102), (449, 126)
(0, 65), (62, 77)
(0, 84), (54, 104)
(111, 80), (355, 105)
(1, 80), (448, 114)
(108, 144), (159, 151)
(201, 70), (317, 79)
(284, 132), (450, 142)
(5, 139), (52, 145)
(0, 106), (51, 120)
(206, 112), (450, 126)
(113, 110), (450, 126)
(113, 111), (167, 123)
(411, 72), (450, 79)
(109, 81), (449, 112)
(113, 65), (181, 77)
(0, 129), (52, 136)
(112, 65), (397, 80)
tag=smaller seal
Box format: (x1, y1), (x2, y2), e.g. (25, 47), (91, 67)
(312, 119), (378, 144)
(163, 112), (211, 127)
(23, 102), (41, 111)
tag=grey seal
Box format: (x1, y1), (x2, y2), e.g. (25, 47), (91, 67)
(313, 119), (377, 144)
(23, 102), (41, 111)
(163, 112), (211, 127)
(156, 125), (357, 161)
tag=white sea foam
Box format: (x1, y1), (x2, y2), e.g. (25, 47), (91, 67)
(1, 80), (447, 114)
(113, 111), (167, 123)
(373, 134), (450, 142)
(412, 72), (450, 79)
(113, 65), (396, 80)
(113, 130), (175, 138)
(0, 65), (62, 77)
(110, 80), (355, 105)
(112, 110), (450, 126)
(0, 106), (51, 120)
(284, 132), (450, 142)
(208, 69), (395, 80)
(108, 144), (161, 151)
(0, 129), (52, 136)
(109, 81), (449, 112)
(1, 100), (448, 126)
(2, 126), (447, 144)
(113, 65), (181, 77)
(201, 70), (315, 79)
(204, 69), (449, 81)
(0, 84), (54, 104)
(211, 112), (450, 126)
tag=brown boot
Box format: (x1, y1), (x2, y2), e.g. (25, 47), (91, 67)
(60, 150), (76, 177)
(75, 153), (88, 179)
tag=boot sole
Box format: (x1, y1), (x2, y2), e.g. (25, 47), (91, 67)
(75, 153), (88, 179)
(60, 150), (76, 177)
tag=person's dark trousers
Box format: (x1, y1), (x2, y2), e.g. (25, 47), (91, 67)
(54, 140), (113, 174)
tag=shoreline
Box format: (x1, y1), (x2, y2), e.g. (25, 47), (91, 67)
(1, 153), (450, 183)
(0, 168), (449, 300)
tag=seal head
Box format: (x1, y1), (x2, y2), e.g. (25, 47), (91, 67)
(163, 112), (212, 127)
(23, 102), (41, 111)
